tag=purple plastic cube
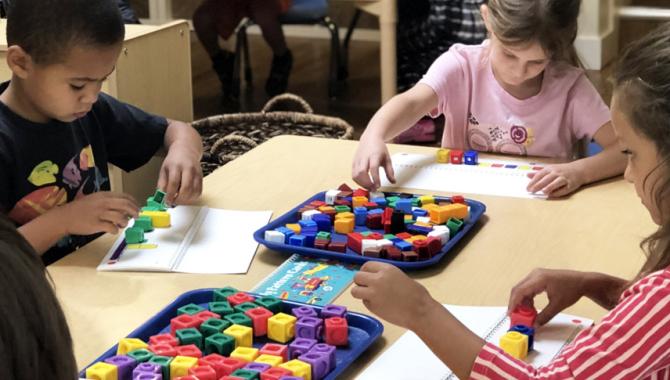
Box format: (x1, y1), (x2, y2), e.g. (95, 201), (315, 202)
(296, 316), (323, 340)
(288, 337), (317, 359)
(104, 355), (137, 380)
(133, 362), (162, 379)
(279, 377), (304, 380)
(292, 306), (318, 320)
(133, 374), (162, 380)
(244, 362), (272, 373)
(309, 343), (337, 371)
(299, 351), (330, 380)
(321, 304), (347, 318)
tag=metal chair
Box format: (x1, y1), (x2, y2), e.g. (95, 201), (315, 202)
(233, 0), (344, 99)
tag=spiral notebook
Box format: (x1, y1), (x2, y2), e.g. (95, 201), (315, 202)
(356, 305), (592, 380)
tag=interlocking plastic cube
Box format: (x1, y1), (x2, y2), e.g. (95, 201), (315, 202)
(127, 348), (154, 363)
(205, 332), (236, 355)
(224, 324), (254, 347)
(124, 226), (145, 244)
(292, 306), (318, 320)
(149, 343), (177, 357)
(178, 303), (206, 316)
(200, 318), (231, 337)
(436, 148), (450, 163)
(194, 310), (221, 324)
(139, 210), (171, 228)
(295, 317), (323, 340)
(267, 312), (297, 343)
(148, 355), (173, 379)
(133, 362), (162, 378)
(199, 353), (228, 378)
(322, 305), (347, 318)
(170, 355), (198, 378)
(259, 343), (288, 362)
(227, 292), (256, 306)
(255, 296), (282, 314)
(244, 362), (271, 373)
(176, 344), (202, 358)
(279, 359), (312, 380)
(260, 367), (292, 380)
(176, 328), (203, 349)
(299, 351), (331, 380)
(308, 343), (336, 371)
(289, 338), (317, 360)
(85, 361), (117, 380)
(188, 364), (217, 380)
(449, 149), (463, 164)
(230, 346), (260, 362)
(149, 333), (179, 347)
(231, 368), (262, 379)
(209, 301), (235, 316)
(235, 302), (260, 314)
(224, 312), (253, 328)
(254, 354), (283, 367)
(334, 217), (354, 234)
(170, 314), (202, 335)
(509, 324), (535, 351)
(464, 150), (478, 165)
(446, 218), (464, 236)
(510, 304), (538, 327)
(499, 331), (528, 359)
(324, 317), (348, 346)
(133, 215), (154, 232)
(220, 357), (248, 376)
(117, 337), (149, 355)
(245, 307), (274, 336)
(213, 287), (239, 302)
(264, 230), (286, 244)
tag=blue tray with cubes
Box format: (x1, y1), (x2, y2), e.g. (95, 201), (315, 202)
(79, 287), (383, 380)
(254, 186), (486, 270)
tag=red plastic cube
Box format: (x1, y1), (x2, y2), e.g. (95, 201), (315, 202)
(510, 304), (538, 327)
(259, 343), (288, 362)
(328, 241), (347, 253)
(227, 292), (255, 306)
(368, 232), (383, 240)
(170, 313), (201, 335)
(451, 195), (466, 204)
(385, 246), (402, 261)
(176, 344), (202, 358)
(324, 317), (348, 346)
(450, 149), (464, 164)
(366, 214), (382, 229)
(261, 367), (293, 380)
(395, 232), (412, 240)
(412, 239), (430, 260)
(221, 357), (248, 375)
(194, 310), (221, 324)
(200, 353), (228, 378)
(149, 343), (177, 357)
(338, 183), (353, 192)
(346, 233), (363, 254)
(173, 376), (199, 380)
(426, 236), (443, 257)
(188, 365), (217, 380)
(245, 307), (274, 336)
(353, 188), (369, 197)
(149, 333), (179, 347)
(334, 199), (351, 206)
(310, 200), (326, 208)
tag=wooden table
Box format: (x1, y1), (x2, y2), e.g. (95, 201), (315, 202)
(51, 135), (655, 376)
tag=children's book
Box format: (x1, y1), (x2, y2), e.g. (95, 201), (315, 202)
(251, 254), (359, 306)
(97, 206), (272, 274)
(380, 153), (548, 199)
(356, 305), (593, 380)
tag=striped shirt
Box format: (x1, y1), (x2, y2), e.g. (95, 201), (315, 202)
(470, 269), (670, 379)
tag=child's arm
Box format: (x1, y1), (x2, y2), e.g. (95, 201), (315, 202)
(158, 120), (204, 205)
(527, 122), (626, 197)
(17, 192), (139, 254)
(507, 268), (628, 326)
(352, 84), (438, 191)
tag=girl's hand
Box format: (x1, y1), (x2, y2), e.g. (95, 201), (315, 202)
(351, 261), (433, 330)
(526, 162), (585, 198)
(508, 268), (588, 327)
(158, 142), (203, 205)
(57, 192), (139, 235)
(352, 137), (396, 191)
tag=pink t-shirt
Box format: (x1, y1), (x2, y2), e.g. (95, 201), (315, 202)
(418, 41), (611, 159)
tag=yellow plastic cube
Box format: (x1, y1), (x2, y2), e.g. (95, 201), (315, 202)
(419, 195), (435, 205)
(223, 324), (254, 347)
(85, 362), (117, 380)
(499, 331), (528, 359)
(230, 346), (260, 362)
(436, 148), (450, 163)
(255, 353), (284, 366)
(352, 196), (368, 208)
(267, 312), (297, 343)
(334, 218), (354, 234)
(138, 210), (171, 228)
(117, 337), (148, 355)
(443, 203), (468, 219)
(170, 355), (198, 378)
(422, 203), (440, 212)
(334, 211), (354, 220)
(286, 223), (301, 234)
(279, 359), (312, 380)
(318, 206), (335, 213)
(406, 235), (427, 243)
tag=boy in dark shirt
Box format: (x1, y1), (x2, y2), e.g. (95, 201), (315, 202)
(0, 0), (203, 265)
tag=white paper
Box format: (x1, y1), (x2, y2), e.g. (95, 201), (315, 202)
(356, 305), (592, 380)
(97, 206), (272, 274)
(380, 153), (547, 199)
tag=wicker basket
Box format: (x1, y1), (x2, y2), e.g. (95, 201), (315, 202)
(194, 93), (354, 176)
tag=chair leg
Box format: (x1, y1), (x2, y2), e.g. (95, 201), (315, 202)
(242, 25), (253, 85)
(342, 9), (362, 81)
(233, 20), (249, 99)
(322, 17), (341, 99)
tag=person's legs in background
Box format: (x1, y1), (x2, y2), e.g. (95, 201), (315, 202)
(249, 0), (293, 97)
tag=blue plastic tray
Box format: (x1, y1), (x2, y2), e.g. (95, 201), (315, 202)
(254, 191), (486, 269)
(79, 288), (384, 379)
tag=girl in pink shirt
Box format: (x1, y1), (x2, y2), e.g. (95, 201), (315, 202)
(352, 0), (626, 198)
(351, 23), (670, 379)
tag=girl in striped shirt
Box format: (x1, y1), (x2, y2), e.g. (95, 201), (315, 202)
(351, 23), (670, 379)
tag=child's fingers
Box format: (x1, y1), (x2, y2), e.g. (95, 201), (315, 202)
(350, 285), (374, 301)
(369, 157), (382, 191)
(542, 177), (568, 197)
(360, 260), (390, 273)
(353, 270), (378, 287)
(174, 167), (198, 204)
(163, 167), (181, 204)
(383, 156), (396, 184)
(528, 172), (557, 193)
(352, 161), (374, 190)
(95, 217), (122, 235)
(100, 209), (133, 229)
(536, 301), (563, 327)
(106, 198), (140, 219)
(546, 182), (573, 199)
(157, 166), (169, 194)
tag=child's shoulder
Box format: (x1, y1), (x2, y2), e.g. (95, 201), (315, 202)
(446, 41), (489, 62)
(622, 268), (670, 300)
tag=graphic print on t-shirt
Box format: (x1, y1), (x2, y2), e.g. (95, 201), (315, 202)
(466, 112), (535, 156)
(8, 144), (108, 224)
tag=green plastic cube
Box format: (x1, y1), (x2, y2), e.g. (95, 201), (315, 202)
(148, 355), (173, 379)
(146, 199), (165, 211)
(386, 196), (400, 203)
(224, 312), (253, 328)
(209, 301), (235, 316)
(124, 227), (145, 244)
(232, 369), (260, 380)
(152, 190), (166, 204)
(447, 218), (464, 236)
(141, 205), (161, 212)
(177, 303), (205, 316)
(334, 205), (351, 213)
(316, 231), (331, 240)
(200, 318), (231, 336)
(204, 332), (236, 355)
(255, 296), (282, 314)
(176, 327), (203, 349)
(383, 234), (396, 240)
(127, 348), (154, 363)
(234, 302), (259, 314)
(213, 287), (239, 302)
(360, 231), (371, 237)
(133, 215), (154, 232)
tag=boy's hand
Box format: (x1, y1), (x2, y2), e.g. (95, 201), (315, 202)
(351, 261), (433, 330)
(526, 162), (585, 198)
(508, 268), (587, 327)
(57, 192), (139, 235)
(352, 137), (396, 191)
(158, 142), (203, 205)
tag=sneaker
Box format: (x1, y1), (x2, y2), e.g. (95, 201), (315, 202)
(265, 50), (293, 97)
(211, 50), (236, 98)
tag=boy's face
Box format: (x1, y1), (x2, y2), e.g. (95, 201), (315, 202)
(611, 91), (664, 225)
(24, 43), (122, 123)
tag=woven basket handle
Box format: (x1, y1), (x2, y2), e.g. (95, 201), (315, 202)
(261, 93), (314, 114)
